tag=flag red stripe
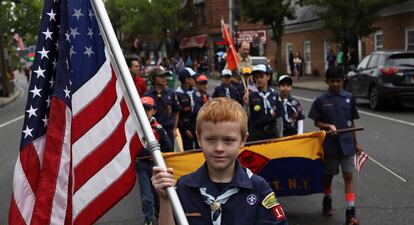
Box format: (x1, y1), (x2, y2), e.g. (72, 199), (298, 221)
(73, 134), (140, 225)
(9, 195), (27, 225)
(19, 144), (41, 194)
(73, 99), (130, 192)
(29, 98), (67, 225)
(71, 72), (117, 143)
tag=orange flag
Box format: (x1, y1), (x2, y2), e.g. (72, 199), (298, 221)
(221, 19), (239, 71)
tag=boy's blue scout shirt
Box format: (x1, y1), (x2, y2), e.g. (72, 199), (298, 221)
(176, 86), (204, 132)
(175, 160), (288, 225)
(308, 90), (359, 156)
(212, 83), (243, 105)
(275, 93), (305, 136)
(144, 88), (181, 127)
(249, 89), (284, 126)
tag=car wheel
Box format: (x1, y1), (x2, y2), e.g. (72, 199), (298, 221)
(369, 85), (383, 110)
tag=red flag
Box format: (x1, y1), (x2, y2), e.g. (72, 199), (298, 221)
(355, 151), (369, 172)
(9, 1), (142, 224)
(221, 19), (239, 71)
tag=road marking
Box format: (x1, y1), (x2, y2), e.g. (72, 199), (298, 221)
(369, 156), (407, 183)
(295, 96), (414, 127)
(295, 95), (409, 183)
(0, 115), (24, 129)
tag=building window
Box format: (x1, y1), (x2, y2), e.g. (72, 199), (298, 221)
(374, 31), (383, 51)
(406, 27), (414, 51)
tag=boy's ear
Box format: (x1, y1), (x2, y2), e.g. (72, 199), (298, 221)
(240, 132), (249, 148)
(195, 130), (201, 145)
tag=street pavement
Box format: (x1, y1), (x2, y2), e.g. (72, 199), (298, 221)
(1, 73), (414, 224)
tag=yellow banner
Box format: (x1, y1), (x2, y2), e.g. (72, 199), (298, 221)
(163, 131), (326, 180)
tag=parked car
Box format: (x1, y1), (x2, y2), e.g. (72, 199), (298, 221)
(345, 51), (414, 110)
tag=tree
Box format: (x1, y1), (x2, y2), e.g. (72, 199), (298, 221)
(239, 0), (297, 70)
(106, 0), (185, 54)
(303, 0), (404, 68)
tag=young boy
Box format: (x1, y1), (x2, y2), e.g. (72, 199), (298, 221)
(212, 69), (243, 105)
(152, 97), (288, 225)
(276, 75), (305, 137)
(144, 66), (181, 149)
(308, 66), (361, 225)
(248, 64), (284, 141)
(195, 74), (210, 105)
(176, 67), (204, 150)
(137, 96), (174, 225)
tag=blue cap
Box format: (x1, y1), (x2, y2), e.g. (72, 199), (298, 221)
(178, 67), (196, 82)
(221, 69), (232, 76)
(252, 64), (267, 73)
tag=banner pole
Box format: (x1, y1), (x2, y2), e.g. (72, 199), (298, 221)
(91, 1), (189, 224)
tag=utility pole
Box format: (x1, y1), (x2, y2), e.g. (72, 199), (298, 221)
(0, 24), (9, 97)
(229, 0), (233, 38)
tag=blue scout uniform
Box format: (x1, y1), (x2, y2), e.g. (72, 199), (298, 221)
(276, 93), (305, 137)
(175, 161), (288, 225)
(136, 117), (173, 223)
(248, 89), (284, 142)
(308, 90), (359, 156)
(176, 86), (204, 150)
(144, 88), (181, 147)
(212, 83), (243, 105)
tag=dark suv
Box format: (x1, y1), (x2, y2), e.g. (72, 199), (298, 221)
(345, 51), (414, 110)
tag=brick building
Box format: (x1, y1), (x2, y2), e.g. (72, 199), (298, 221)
(281, 0), (414, 77)
(180, 0), (414, 75)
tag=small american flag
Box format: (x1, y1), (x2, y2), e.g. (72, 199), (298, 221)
(355, 151), (369, 172)
(9, 0), (142, 224)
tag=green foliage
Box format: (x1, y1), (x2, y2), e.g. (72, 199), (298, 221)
(304, 0), (403, 46)
(239, 0), (296, 43)
(106, 0), (185, 40)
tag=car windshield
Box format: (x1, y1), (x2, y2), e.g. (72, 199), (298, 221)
(388, 53), (414, 66)
(251, 57), (268, 65)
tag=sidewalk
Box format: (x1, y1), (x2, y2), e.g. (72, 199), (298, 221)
(0, 86), (22, 108)
(291, 75), (327, 92)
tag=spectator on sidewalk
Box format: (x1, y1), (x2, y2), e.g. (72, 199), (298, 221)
(127, 56), (147, 97)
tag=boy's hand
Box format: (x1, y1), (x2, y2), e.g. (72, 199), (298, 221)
(152, 167), (176, 199)
(328, 124), (337, 134)
(355, 144), (363, 154)
(243, 92), (249, 104)
(185, 130), (194, 139)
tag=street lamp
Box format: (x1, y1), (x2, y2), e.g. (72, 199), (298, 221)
(234, 20), (238, 50)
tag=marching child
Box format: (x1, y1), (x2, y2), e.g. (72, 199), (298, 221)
(248, 64), (284, 141)
(152, 97), (288, 225)
(136, 96), (173, 225)
(212, 69), (243, 105)
(276, 75), (305, 136)
(195, 74), (210, 105)
(308, 66), (362, 225)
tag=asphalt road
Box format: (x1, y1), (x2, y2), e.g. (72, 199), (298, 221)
(1, 75), (413, 224)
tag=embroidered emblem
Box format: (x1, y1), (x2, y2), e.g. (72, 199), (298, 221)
(346, 98), (350, 103)
(254, 105), (261, 111)
(262, 192), (279, 209)
(347, 120), (352, 127)
(247, 194), (257, 205)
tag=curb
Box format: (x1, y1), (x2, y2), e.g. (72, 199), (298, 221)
(0, 87), (22, 108)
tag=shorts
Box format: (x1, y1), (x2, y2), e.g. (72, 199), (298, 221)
(324, 155), (354, 175)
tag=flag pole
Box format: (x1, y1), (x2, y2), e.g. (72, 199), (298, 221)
(90, 1), (189, 225)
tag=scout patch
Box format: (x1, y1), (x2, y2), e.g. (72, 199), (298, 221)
(254, 105), (261, 111)
(262, 192), (279, 209)
(246, 194), (257, 205)
(346, 98), (350, 103)
(272, 205), (286, 222)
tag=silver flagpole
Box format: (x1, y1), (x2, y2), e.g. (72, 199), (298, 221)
(91, 1), (189, 224)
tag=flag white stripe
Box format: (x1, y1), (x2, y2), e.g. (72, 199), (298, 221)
(50, 107), (72, 225)
(13, 156), (35, 224)
(72, 115), (136, 219)
(72, 58), (112, 115)
(72, 82), (123, 167)
(32, 136), (46, 166)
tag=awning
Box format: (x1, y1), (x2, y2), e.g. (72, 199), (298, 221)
(179, 34), (207, 49)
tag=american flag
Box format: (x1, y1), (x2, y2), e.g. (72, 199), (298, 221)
(9, 0), (142, 224)
(355, 151), (369, 172)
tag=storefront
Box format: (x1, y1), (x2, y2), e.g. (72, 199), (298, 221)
(179, 34), (208, 60)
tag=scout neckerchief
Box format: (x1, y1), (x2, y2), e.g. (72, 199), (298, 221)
(280, 96), (298, 126)
(225, 87), (230, 98)
(259, 91), (273, 115)
(176, 86), (195, 112)
(199, 168), (254, 225)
